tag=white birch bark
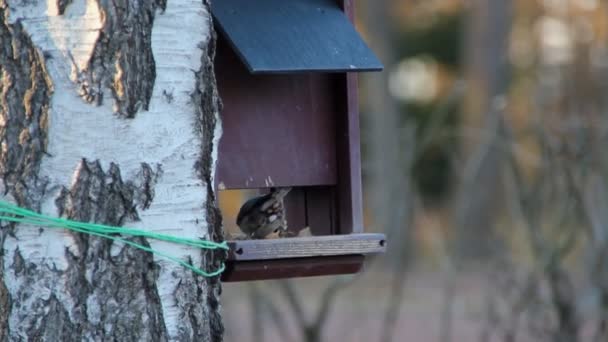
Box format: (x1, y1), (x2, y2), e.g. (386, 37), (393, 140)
(0, 0), (224, 340)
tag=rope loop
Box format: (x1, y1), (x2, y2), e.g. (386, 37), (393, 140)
(0, 201), (227, 277)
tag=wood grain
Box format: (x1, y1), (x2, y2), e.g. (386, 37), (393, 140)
(227, 233), (386, 261)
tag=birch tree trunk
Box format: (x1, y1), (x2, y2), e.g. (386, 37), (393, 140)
(0, 0), (224, 340)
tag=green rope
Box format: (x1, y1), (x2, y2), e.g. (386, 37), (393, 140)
(0, 201), (228, 277)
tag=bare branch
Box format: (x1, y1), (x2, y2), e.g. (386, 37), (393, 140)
(278, 280), (308, 330)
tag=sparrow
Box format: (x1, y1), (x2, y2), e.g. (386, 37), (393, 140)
(236, 187), (291, 239)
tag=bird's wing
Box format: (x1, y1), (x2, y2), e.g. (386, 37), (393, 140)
(236, 194), (270, 225)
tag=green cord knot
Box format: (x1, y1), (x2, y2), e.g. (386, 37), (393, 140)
(0, 201), (227, 277)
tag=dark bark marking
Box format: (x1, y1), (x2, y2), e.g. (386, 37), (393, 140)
(29, 294), (77, 342)
(75, 0), (166, 118)
(10, 247), (24, 275)
(0, 232), (9, 341)
(7, 249), (79, 342)
(28, 159), (167, 341)
(173, 270), (209, 342)
(0, 5), (52, 338)
(192, 6), (225, 341)
(56, 160), (159, 225)
(0, 3), (52, 210)
(133, 162), (162, 210)
(56, 159), (138, 226)
(3, 158), (161, 340)
(77, 238), (166, 341)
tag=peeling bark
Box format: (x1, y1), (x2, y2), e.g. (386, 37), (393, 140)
(76, 0), (166, 118)
(0, 3), (52, 209)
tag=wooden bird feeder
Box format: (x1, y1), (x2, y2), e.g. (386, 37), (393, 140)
(212, 0), (387, 281)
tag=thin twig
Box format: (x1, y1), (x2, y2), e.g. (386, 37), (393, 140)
(278, 280), (308, 330)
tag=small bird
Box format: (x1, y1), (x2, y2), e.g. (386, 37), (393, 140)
(236, 187), (291, 239)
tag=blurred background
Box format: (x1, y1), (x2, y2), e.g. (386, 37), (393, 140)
(220, 0), (608, 341)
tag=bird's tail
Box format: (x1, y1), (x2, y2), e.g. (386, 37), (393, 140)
(271, 187), (292, 200)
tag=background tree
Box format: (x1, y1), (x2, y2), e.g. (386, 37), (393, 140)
(0, 0), (224, 340)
